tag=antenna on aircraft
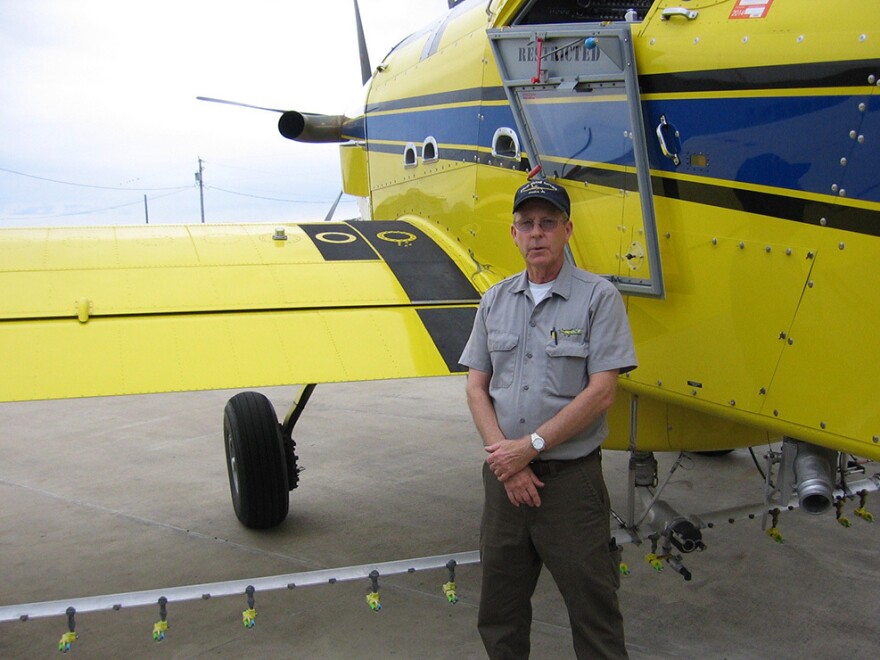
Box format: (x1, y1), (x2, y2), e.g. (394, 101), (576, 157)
(195, 97), (285, 113)
(324, 190), (343, 222)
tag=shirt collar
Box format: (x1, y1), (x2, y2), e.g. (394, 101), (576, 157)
(514, 260), (574, 300)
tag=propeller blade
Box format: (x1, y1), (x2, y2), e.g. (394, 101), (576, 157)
(353, 0), (372, 85)
(196, 96), (286, 113)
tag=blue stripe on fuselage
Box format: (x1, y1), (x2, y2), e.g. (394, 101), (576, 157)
(355, 88), (880, 204)
(643, 94), (880, 203)
(364, 105), (482, 149)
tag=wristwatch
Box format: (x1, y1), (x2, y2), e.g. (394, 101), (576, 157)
(530, 432), (546, 453)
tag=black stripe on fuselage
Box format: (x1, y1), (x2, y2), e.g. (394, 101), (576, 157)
(366, 86), (507, 114)
(640, 58), (880, 95)
(652, 176), (880, 237)
(366, 59), (879, 115)
(541, 159), (633, 190)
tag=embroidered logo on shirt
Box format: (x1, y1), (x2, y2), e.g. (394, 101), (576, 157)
(559, 328), (583, 337)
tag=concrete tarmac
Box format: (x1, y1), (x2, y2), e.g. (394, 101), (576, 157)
(1, 377), (878, 658)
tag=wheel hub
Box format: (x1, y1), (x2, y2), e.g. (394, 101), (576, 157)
(226, 428), (240, 496)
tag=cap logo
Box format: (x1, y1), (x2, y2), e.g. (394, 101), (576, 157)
(514, 179), (570, 216)
(519, 180), (559, 196)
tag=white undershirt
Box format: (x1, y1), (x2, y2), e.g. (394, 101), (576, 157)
(529, 279), (555, 305)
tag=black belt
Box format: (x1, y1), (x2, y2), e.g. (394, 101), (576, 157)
(529, 450), (598, 477)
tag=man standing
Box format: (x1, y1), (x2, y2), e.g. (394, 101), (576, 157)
(459, 179), (636, 659)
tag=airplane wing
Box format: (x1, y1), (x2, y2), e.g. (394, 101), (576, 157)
(0, 220), (482, 402)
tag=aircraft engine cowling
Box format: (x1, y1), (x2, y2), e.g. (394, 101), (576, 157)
(278, 111), (347, 143)
(793, 442), (838, 514)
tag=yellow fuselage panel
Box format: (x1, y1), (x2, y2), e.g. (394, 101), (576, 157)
(361, 1), (880, 461)
(760, 234), (880, 448)
(636, 0), (877, 75)
(605, 387), (773, 453)
(626, 200), (817, 414)
(370, 2), (488, 106)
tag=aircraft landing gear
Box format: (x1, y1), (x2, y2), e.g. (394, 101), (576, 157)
(223, 389), (306, 529)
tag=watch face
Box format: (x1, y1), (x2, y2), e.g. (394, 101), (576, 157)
(531, 434), (545, 451)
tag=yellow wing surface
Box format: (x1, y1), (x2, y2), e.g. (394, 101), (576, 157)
(0, 220), (482, 401)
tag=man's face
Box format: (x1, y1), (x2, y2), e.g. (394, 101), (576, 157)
(511, 198), (572, 272)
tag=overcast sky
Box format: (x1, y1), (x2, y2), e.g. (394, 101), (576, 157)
(0, 0), (453, 226)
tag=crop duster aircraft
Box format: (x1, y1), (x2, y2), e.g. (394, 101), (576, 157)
(2, 0), (879, 579)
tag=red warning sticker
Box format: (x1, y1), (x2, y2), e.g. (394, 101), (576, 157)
(729, 0), (774, 19)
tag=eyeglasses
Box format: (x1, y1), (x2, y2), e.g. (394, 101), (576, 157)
(513, 218), (564, 232)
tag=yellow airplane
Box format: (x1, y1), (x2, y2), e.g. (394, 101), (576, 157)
(2, 0), (878, 577)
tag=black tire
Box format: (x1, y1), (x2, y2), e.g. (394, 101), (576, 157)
(223, 392), (289, 529)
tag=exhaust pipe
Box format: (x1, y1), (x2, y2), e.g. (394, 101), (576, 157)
(790, 440), (838, 514)
(195, 96), (351, 143)
(278, 111), (348, 143)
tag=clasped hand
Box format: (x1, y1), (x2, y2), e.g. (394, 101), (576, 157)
(485, 437), (544, 507)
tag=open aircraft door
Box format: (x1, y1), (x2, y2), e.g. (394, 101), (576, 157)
(488, 21), (665, 298)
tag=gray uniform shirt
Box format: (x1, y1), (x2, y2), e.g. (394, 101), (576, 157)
(459, 260), (637, 460)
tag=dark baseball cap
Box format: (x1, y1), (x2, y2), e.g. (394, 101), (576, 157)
(513, 180), (570, 217)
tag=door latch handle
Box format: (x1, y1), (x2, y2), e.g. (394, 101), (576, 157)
(661, 7), (699, 20)
(656, 115), (681, 166)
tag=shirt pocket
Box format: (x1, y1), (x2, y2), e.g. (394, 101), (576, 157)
(545, 340), (589, 397)
(488, 331), (519, 390)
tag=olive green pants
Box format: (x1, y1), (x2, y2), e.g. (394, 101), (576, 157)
(478, 453), (627, 659)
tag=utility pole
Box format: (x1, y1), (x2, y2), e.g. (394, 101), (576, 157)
(144, 194), (149, 224)
(195, 157), (205, 223)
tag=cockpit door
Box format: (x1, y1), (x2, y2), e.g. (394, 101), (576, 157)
(488, 22), (664, 298)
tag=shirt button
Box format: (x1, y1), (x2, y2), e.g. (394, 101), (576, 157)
(523, 385), (529, 391)
(529, 321), (536, 327)
(519, 418), (526, 424)
(526, 353), (533, 359)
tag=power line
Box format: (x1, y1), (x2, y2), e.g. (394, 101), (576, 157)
(205, 185), (339, 204)
(0, 188), (189, 221)
(0, 163), (344, 223)
(202, 159), (292, 178)
(0, 165), (190, 192)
